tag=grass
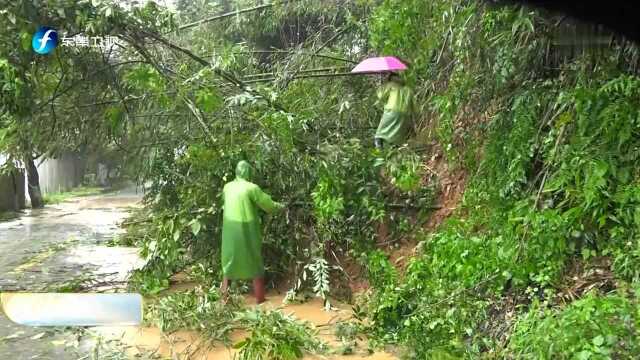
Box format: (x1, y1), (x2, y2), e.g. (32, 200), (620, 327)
(43, 186), (105, 204)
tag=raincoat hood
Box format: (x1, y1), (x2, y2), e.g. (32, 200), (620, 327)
(235, 161), (252, 181)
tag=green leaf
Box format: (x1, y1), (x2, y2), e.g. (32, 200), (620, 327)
(190, 220), (202, 236)
(105, 106), (124, 134)
(592, 335), (604, 346)
(195, 89), (222, 113)
(577, 350), (592, 360)
(20, 31), (31, 51)
(581, 247), (592, 260)
(233, 339), (247, 349)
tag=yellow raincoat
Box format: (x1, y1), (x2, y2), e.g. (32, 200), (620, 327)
(375, 80), (413, 144)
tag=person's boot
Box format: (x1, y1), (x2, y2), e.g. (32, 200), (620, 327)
(253, 277), (266, 304)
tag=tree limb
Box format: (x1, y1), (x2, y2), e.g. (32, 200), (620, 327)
(183, 96), (216, 144)
(237, 50), (357, 64)
(177, 3), (276, 31)
(134, 28), (286, 111)
(37, 60), (148, 110)
(243, 71), (369, 84)
(284, 25), (354, 88)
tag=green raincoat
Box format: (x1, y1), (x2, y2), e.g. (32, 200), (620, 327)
(221, 161), (284, 280)
(375, 80), (413, 144)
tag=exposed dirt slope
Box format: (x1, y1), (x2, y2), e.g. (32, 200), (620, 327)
(384, 143), (469, 272)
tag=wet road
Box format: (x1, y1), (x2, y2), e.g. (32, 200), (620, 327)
(0, 187), (144, 359)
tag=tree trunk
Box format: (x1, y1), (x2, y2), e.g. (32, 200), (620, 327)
(9, 172), (19, 210)
(24, 156), (44, 208)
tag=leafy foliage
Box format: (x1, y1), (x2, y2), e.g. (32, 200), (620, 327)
(146, 285), (241, 343)
(507, 292), (640, 359)
(233, 308), (327, 360)
(360, 0), (640, 358)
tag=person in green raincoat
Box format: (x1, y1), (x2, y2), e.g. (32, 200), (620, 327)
(220, 161), (285, 304)
(374, 72), (413, 149)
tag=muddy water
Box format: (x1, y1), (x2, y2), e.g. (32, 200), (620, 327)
(0, 187), (144, 359)
(92, 292), (397, 360)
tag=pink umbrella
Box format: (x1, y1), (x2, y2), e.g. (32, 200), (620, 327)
(351, 56), (408, 74)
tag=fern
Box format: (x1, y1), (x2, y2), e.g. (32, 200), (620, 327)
(284, 257), (333, 311)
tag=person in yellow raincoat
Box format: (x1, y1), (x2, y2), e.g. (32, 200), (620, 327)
(220, 161), (284, 303)
(374, 72), (413, 149)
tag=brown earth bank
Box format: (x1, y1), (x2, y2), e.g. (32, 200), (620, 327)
(383, 141), (469, 274)
(422, 145), (468, 231)
(341, 141), (469, 293)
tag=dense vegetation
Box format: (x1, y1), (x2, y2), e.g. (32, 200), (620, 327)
(3, 0), (640, 358)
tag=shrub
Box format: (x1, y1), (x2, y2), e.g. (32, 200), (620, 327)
(233, 308), (327, 360)
(507, 292), (640, 359)
(146, 285), (241, 343)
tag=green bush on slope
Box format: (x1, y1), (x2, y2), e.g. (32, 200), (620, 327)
(363, 0), (640, 357)
(508, 292), (640, 359)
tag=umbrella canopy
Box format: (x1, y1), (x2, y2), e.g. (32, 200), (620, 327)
(351, 56), (408, 74)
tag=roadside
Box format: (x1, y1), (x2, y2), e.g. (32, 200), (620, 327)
(42, 186), (105, 205)
(0, 185), (144, 359)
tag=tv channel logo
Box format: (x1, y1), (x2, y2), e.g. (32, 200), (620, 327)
(32, 26), (58, 55)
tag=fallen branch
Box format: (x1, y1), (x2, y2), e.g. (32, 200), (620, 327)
(241, 66), (351, 80)
(37, 60), (148, 110)
(415, 273), (501, 312)
(289, 201), (441, 210)
(132, 27), (286, 111)
(239, 50), (357, 64)
(177, 3), (275, 31)
(121, 208), (216, 226)
(243, 71), (366, 84)
(137, 29), (243, 87)
(184, 96), (217, 144)
(284, 25), (354, 88)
